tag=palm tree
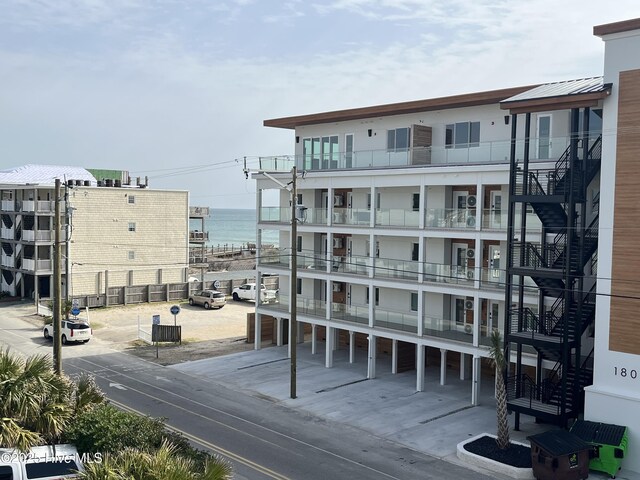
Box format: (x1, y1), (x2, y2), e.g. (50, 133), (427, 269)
(78, 441), (233, 480)
(488, 330), (510, 449)
(0, 349), (103, 453)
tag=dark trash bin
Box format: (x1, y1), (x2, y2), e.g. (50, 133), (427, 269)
(570, 420), (628, 478)
(528, 430), (591, 480)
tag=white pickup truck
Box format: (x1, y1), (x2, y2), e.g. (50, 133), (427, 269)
(232, 283), (278, 303)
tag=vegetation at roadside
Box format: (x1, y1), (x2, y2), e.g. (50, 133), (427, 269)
(0, 348), (233, 479)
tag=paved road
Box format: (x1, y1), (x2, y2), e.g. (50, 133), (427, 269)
(0, 303), (496, 480)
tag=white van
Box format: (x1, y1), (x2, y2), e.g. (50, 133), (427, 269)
(0, 444), (85, 479)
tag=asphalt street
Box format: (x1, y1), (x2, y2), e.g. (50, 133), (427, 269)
(0, 302), (500, 480)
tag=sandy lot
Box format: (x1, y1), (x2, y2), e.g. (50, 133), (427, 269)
(83, 300), (257, 365)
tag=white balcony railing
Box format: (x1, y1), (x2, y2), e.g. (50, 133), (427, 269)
(22, 258), (35, 271)
(1, 228), (13, 240)
(1, 200), (14, 211)
(1, 254), (15, 267)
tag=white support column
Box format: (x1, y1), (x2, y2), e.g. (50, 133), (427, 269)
(369, 186), (376, 228)
(473, 294), (480, 347)
(297, 320), (305, 343)
(475, 181), (483, 231)
(440, 348), (447, 386)
(254, 312), (261, 350)
(311, 324), (317, 354)
(349, 331), (355, 363)
(333, 327), (339, 351)
(460, 352), (466, 380)
(416, 344), (425, 392)
(417, 289), (424, 336)
(325, 326), (334, 368)
(276, 317), (283, 347)
(471, 354), (481, 406)
(419, 184), (426, 230)
(391, 339), (398, 374)
(367, 334), (377, 379)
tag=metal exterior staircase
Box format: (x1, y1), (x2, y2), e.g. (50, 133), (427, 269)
(506, 123), (601, 427)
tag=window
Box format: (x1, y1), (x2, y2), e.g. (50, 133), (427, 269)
(297, 278), (302, 295)
(128, 222), (136, 232)
(366, 287), (380, 306)
(446, 122), (480, 149)
(303, 135), (339, 170)
(455, 298), (466, 325)
(412, 243), (419, 262)
(128, 195), (135, 204)
(411, 293), (418, 312)
(128, 270), (134, 286)
(412, 193), (420, 212)
(387, 127), (410, 152)
(367, 192), (381, 211)
(296, 193), (302, 206)
(128, 250), (135, 260)
(297, 236), (302, 253)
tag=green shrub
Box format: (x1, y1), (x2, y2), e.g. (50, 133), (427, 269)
(64, 404), (210, 471)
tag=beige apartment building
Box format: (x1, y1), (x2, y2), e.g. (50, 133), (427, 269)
(0, 165), (189, 303)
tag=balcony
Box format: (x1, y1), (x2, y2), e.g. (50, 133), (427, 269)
(189, 231), (209, 242)
(375, 209), (420, 228)
(374, 258), (419, 281)
(257, 136), (572, 173)
(1, 254), (14, 267)
(423, 315), (474, 344)
(189, 206), (210, 217)
(21, 230), (53, 242)
(22, 258), (35, 271)
(1, 200), (15, 211)
(425, 208), (477, 229)
(0, 228), (13, 240)
(374, 307), (418, 333)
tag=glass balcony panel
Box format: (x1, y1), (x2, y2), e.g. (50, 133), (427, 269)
(296, 251), (327, 271)
(374, 307), (418, 333)
(346, 208), (371, 226)
(259, 207), (287, 223)
(331, 302), (370, 325)
(423, 263), (474, 285)
(296, 297), (326, 318)
(375, 209), (420, 228)
(258, 248), (290, 268)
(331, 255), (371, 276)
(480, 267), (505, 290)
(374, 258), (419, 281)
(425, 208), (477, 229)
(423, 315), (473, 343)
(1, 228), (13, 240)
(22, 258), (35, 271)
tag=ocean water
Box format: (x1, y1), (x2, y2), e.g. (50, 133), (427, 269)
(190, 209), (279, 248)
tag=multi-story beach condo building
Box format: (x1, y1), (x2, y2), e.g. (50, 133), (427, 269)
(0, 165), (190, 303)
(255, 17), (640, 471)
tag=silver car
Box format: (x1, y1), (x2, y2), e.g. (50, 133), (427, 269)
(188, 290), (226, 309)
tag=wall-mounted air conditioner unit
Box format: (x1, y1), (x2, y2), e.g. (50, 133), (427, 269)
(467, 195), (477, 208)
(464, 322), (473, 334)
(465, 299), (474, 310)
(466, 216), (476, 227)
(333, 237), (344, 249)
(334, 194), (344, 207)
(333, 283), (343, 292)
(466, 269), (475, 280)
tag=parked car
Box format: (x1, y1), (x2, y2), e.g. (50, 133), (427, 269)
(43, 320), (92, 344)
(188, 290), (226, 309)
(0, 444), (86, 479)
(232, 283), (278, 303)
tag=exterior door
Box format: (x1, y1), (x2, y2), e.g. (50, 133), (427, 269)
(452, 242), (468, 280)
(490, 190), (503, 228)
(537, 114), (552, 159)
(489, 245), (501, 282)
(453, 191), (468, 227)
(487, 301), (500, 334)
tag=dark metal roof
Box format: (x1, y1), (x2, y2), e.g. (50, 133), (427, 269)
(502, 77), (608, 103)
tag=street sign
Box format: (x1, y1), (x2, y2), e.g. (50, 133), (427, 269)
(71, 307), (81, 316)
(72, 298), (79, 308)
(170, 305), (180, 315)
(152, 315), (160, 325)
(213, 280), (221, 289)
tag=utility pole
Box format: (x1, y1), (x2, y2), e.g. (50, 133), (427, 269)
(53, 178), (62, 375)
(290, 165), (297, 399)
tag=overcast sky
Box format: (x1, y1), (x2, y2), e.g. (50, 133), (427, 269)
(0, 1), (637, 208)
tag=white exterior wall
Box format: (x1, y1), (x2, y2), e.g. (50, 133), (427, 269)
(585, 27), (640, 474)
(70, 186), (188, 295)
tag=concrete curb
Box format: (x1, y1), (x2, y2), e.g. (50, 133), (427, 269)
(457, 433), (535, 480)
